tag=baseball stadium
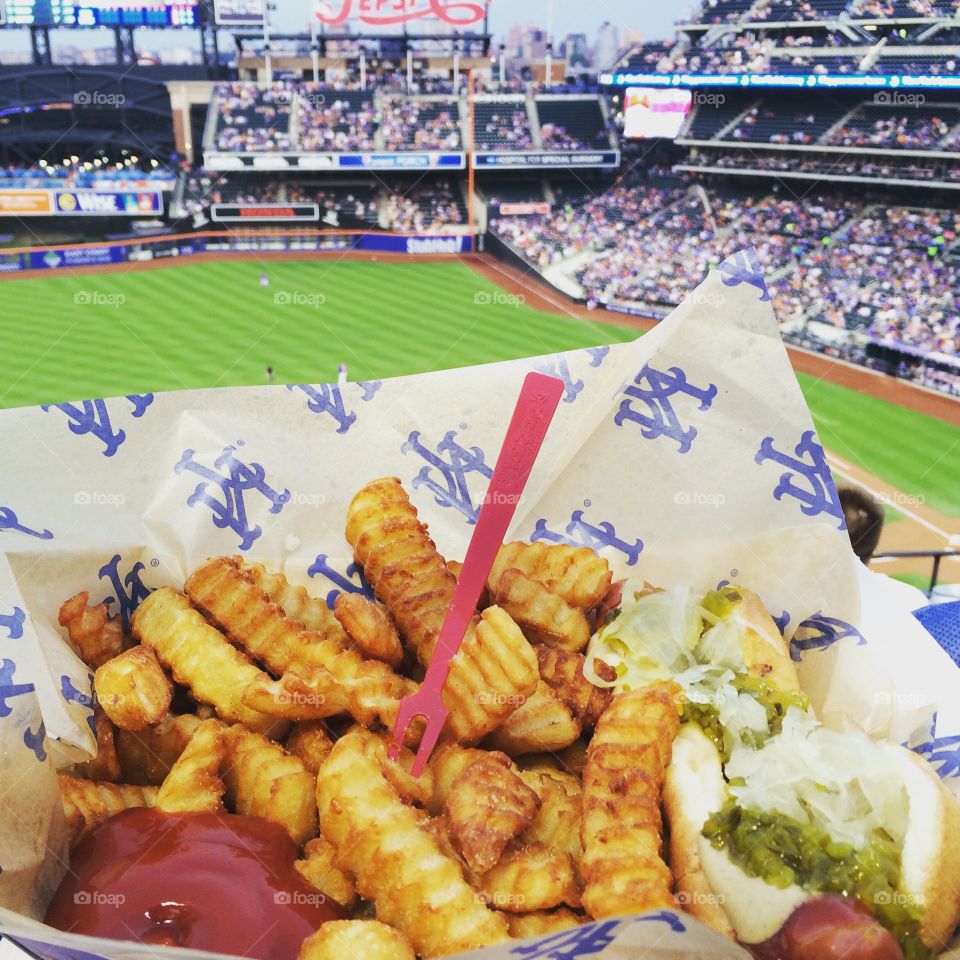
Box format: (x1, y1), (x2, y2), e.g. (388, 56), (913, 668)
(1, 1), (960, 957)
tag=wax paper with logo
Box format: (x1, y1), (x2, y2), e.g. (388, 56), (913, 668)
(0, 248), (957, 960)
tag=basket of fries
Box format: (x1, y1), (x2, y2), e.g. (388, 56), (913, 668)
(1, 250), (958, 960)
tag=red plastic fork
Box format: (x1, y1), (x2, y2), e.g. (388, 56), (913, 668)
(388, 372), (565, 775)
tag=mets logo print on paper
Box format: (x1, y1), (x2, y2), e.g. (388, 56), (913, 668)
(0, 659), (35, 719)
(99, 554), (153, 633)
(909, 713), (960, 781)
(715, 248), (770, 302)
(176, 444), (290, 551)
(789, 612), (866, 662)
(0, 506), (53, 541)
(0, 607), (25, 641)
(615, 363), (717, 454)
(61, 673), (97, 736)
(755, 430), (845, 530)
(41, 394), (154, 457)
(288, 383), (357, 434)
(402, 430), (492, 524)
(532, 511), (643, 566)
(533, 355), (583, 404)
(308, 554), (374, 607)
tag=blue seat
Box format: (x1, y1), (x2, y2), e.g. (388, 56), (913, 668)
(914, 601), (960, 668)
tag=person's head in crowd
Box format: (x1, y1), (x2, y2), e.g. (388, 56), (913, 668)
(838, 485), (885, 564)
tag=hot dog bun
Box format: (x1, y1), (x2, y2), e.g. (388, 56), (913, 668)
(664, 724), (960, 954)
(731, 587), (799, 695)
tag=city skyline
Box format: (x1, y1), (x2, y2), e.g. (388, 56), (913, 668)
(0, 1), (684, 60)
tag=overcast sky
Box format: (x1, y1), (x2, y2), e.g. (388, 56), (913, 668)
(0, 0), (685, 57)
(271, 0), (682, 43)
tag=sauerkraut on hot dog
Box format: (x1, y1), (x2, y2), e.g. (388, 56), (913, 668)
(585, 582), (960, 960)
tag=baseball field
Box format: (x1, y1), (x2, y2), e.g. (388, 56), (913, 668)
(2, 256), (958, 587)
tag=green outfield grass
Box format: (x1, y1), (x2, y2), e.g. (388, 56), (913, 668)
(2, 258), (958, 515)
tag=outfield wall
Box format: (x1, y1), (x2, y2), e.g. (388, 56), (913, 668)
(0, 230), (475, 274)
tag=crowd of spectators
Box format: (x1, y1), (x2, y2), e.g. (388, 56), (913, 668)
(687, 149), (960, 182)
(539, 124), (587, 150)
(490, 185), (959, 385)
(384, 182), (464, 231)
(298, 85), (377, 153)
(381, 98), (462, 151)
(214, 82), (293, 153)
(286, 184), (379, 225)
(0, 161), (174, 189)
(825, 111), (957, 150)
(474, 107), (534, 151)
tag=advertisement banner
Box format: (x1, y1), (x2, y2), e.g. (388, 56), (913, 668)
(204, 153), (466, 171)
(624, 87), (693, 140)
(0, 191), (53, 217)
(52, 191), (164, 217)
(498, 201), (550, 215)
(313, 0), (489, 28)
(601, 70), (960, 91)
(214, 0), (264, 25)
(357, 234), (472, 254)
(210, 203), (320, 222)
(26, 246), (126, 271)
(475, 151), (620, 169)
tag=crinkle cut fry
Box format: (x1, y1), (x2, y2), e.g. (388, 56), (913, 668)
(58, 592), (124, 670)
(296, 837), (358, 910)
(297, 920), (414, 960)
(489, 542), (612, 611)
(59, 775), (157, 846)
(186, 556), (415, 729)
(221, 722), (318, 846)
(580, 683), (681, 920)
(317, 729), (510, 958)
(155, 718), (227, 814)
(238, 558), (346, 640)
(132, 588), (281, 735)
(346, 478), (538, 742)
(444, 751), (540, 874)
(536, 645), (611, 730)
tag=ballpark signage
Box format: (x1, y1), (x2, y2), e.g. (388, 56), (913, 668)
(0, 190), (163, 217)
(475, 150), (620, 170)
(214, 0), (265, 25)
(600, 70), (960, 91)
(314, 0), (489, 27)
(204, 152), (466, 171)
(211, 203), (320, 222)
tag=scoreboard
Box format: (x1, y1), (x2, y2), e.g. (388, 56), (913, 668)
(2, 1), (198, 26)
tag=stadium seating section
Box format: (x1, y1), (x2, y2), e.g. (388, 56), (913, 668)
(490, 183), (959, 367)
(472, 97), (535, 151)
(536, 98), (611, 150)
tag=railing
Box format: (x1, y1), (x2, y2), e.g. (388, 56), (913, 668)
(872, 550), (960, 597)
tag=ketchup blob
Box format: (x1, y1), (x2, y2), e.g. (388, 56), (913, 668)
(45, 808), (343, 959)
(748, 895), (904, 960)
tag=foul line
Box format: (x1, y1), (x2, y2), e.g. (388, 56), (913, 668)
(826, 454), (956, 545)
